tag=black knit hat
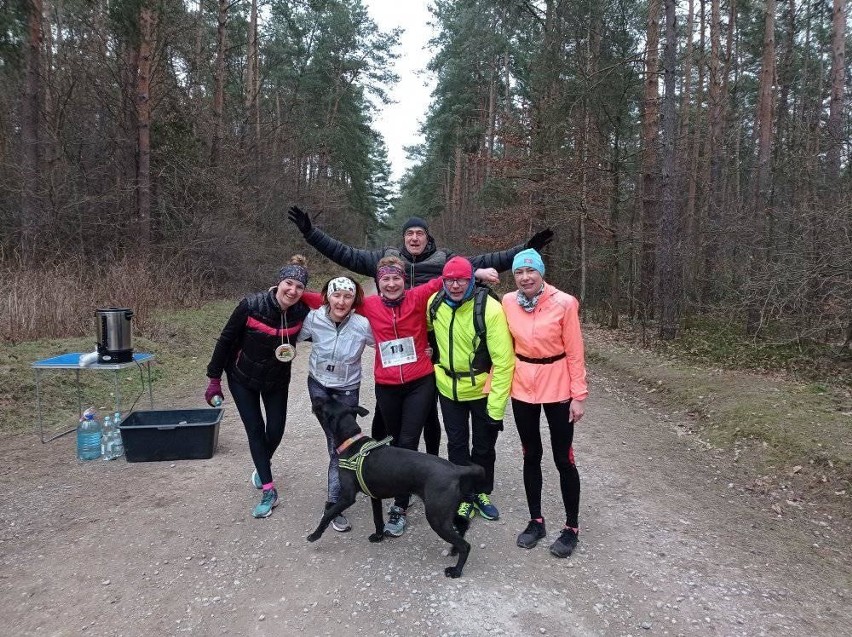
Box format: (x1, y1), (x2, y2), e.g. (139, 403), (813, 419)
(402, 217), (429, 234)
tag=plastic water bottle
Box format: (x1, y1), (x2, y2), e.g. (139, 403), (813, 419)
(101, 416), (114, 459)
(211, 395), (223, 407)
(111, 412), (125, 458)
(77, 410), (102, 461)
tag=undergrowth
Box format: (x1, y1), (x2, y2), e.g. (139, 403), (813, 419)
(618, 315), (852, 389)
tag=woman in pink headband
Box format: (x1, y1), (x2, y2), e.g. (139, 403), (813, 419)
(356, 256), (498, 538)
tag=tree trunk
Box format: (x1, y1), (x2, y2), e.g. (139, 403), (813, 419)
(775, 0), (796, 168)
(211, 0), (228, 167)
(246, 0), (259, 149)
(678, 0), (695, 147)
(136, 4), (156, 253)
(192, 0), (204, 107)
(659, 0), (681, 340)
(452, 143), (463, 214)
(826, 0), (846, 182)
(21, 0), (44, 259)
(609, 123), (622, 328)
(702, 0), (724, 303)
(726, 0), (741, 207)
(686, 0), (706, 305)
(640, 0), (662, 321)
(485, 55), (497, 181)
(746, 0), (776, 335)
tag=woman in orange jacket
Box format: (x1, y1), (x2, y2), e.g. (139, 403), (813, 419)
(502, 249), (588, 558)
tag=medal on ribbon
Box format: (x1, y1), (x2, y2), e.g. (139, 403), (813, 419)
(275, 343), (296, 362)
(275, 309), (296, 362)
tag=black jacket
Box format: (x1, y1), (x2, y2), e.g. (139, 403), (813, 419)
(207, 290), (310, 391)
(303, 227), (524, 288)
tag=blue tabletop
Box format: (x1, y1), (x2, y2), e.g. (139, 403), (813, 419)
(33, 352), (154, 369)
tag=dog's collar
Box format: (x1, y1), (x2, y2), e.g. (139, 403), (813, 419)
(336, 432), (367, 455)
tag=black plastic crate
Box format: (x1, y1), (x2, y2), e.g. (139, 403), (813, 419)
(119, 408), (223, 462)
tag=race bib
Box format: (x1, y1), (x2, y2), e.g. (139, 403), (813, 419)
(378, 336), (417, 368)
(315, 358), (349, 384)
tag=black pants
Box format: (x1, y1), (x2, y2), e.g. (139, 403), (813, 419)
(374, 374), (436, 509)
(307, 376), (360, 504)
(228, 374), (290, 486)
(511, 398), (580, 528)
(438, 395), (498, 497)
(371, 399), (441, 456)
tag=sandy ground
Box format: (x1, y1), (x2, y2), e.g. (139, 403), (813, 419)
(1, 345), (850, 637)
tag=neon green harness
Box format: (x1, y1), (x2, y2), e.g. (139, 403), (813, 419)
(338, 436), (393, 498)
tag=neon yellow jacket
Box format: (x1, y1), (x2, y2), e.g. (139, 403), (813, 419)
(426, 292), (515, 420)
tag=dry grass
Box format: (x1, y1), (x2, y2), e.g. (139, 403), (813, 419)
(0, 256), (211, 342)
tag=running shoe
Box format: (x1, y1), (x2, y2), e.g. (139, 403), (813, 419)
(516, 519), (547, 549)
(549, 528), (578, 558)
(325, 501), (352, 532)
(251, 469), (262, 489)
(331, 512), (351, 533)
(383, 505), (407, 537)
(473, 492), (499, 520)
(252, 488), (279, 518)
(457, 500), (475, 520)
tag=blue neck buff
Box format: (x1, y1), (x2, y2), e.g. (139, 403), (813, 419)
(442, 279), (476, 308)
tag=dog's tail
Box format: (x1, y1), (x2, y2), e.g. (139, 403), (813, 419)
(458, 463), (486, 498)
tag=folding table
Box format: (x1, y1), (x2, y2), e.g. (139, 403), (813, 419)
(32, 352), (155, 443)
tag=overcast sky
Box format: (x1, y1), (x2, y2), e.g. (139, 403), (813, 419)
(363, 0), (436, 183)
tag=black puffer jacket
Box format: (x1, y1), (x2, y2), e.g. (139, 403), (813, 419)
(303, 227), (524, 288)
(207, 290), (311, 392)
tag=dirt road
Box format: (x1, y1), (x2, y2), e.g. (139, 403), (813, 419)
(1, 345), (849, 636)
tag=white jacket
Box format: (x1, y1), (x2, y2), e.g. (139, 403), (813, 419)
(297, 307), (374, 389)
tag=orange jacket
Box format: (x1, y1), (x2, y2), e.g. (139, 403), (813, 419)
(502, 284), (588, 404)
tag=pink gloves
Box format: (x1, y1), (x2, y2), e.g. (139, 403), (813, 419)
(205, 378), (223, 406)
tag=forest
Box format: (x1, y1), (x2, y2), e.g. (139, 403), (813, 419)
(1, 0), (849, 348)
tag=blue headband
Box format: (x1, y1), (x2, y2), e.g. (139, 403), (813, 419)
(278, 264), (309, 286)
(512, 249), (545, 276)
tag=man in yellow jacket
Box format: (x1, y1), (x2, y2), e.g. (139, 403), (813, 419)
(426, 256), (515, 521)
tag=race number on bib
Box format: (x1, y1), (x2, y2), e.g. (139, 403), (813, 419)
(315, 359), (349, 385)
(378, 336), (417, 368)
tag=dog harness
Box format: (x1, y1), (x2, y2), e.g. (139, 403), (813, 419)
(338, 436), (393, 499)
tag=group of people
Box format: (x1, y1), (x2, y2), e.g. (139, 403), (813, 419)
(204, 209), (589, 559)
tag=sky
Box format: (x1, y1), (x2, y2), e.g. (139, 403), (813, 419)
(363, 0), (436, 183)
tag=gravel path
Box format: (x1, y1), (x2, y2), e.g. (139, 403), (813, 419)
(1, 346), (849, 636)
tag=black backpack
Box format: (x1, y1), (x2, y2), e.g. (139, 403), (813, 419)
(428, 285), (501, 373)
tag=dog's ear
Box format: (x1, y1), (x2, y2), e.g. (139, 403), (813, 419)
(355, 405), (369, 418)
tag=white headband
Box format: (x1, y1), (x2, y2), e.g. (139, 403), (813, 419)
(328, 277), (356, 294)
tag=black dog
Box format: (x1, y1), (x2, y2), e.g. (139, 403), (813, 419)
(307, 398), (485, 578)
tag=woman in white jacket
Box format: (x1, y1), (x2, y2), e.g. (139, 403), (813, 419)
(298, 276), (374, 532)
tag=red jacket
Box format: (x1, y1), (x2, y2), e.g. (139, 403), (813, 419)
(358, 278), (443, 386)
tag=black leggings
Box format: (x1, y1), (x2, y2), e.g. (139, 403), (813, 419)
(511, 398), (580, 528)
(371, 399), (441, 456)
(374, 374), (436, 508)
(228, 375), (290, 486)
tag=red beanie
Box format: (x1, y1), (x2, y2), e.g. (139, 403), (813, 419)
(443, 256), (473, 280)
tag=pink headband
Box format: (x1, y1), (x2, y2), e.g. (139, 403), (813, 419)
(377, 264), (404, 279)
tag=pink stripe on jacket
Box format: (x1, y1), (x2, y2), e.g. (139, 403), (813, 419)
(502, 283), (588, 404)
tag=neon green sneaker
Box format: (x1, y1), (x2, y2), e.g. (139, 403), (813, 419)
(457, 500), (475, 520)
(252, 488), (279, 518)
(473, 492), (499, 520)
